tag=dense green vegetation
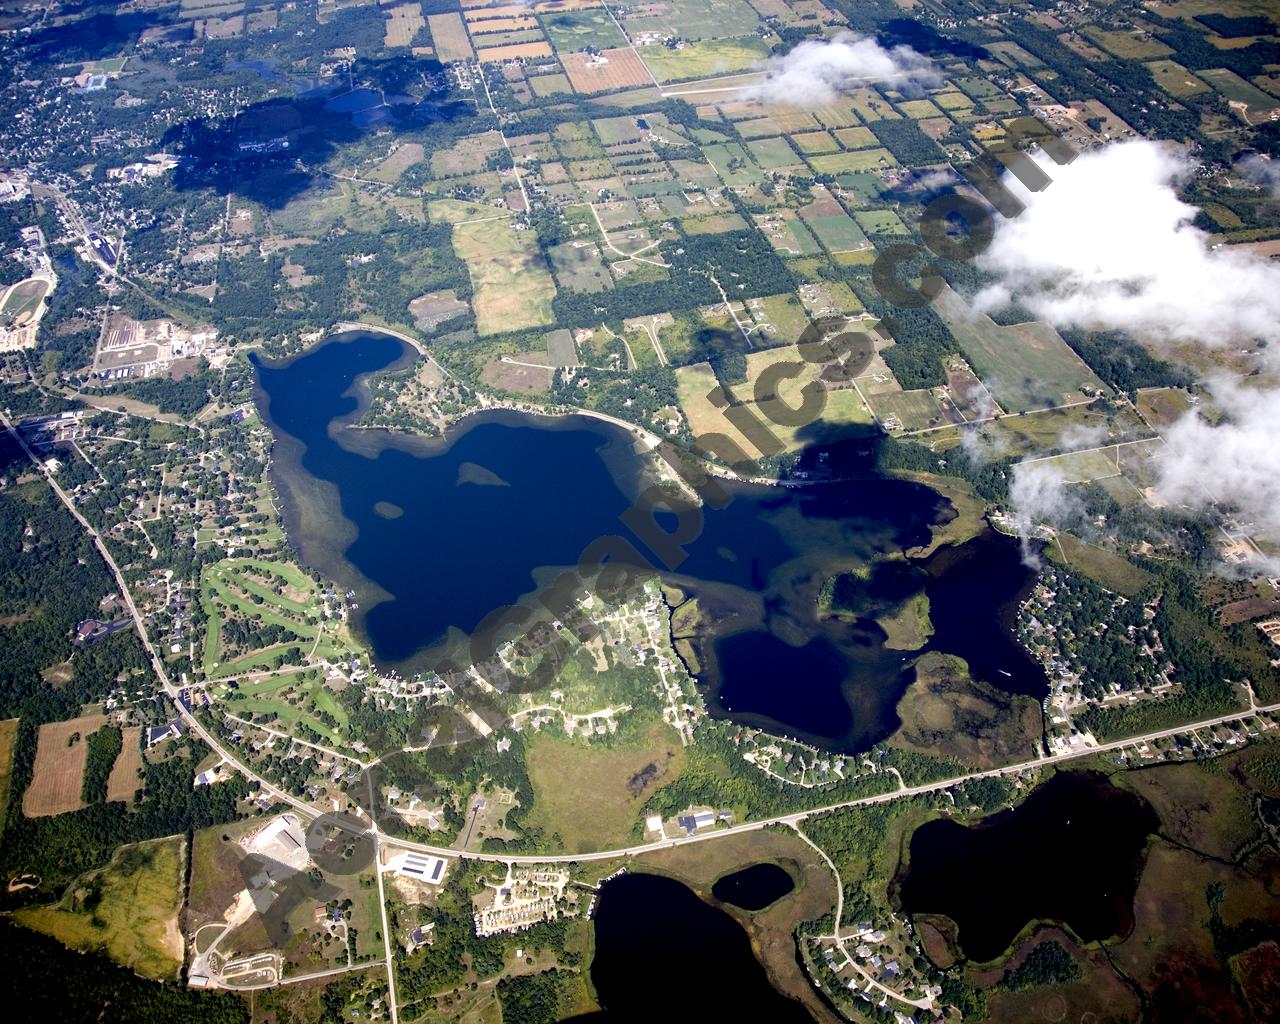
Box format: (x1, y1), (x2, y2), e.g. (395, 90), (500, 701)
(998, 940), (1081, 991)
(80, 724), (123, 804)
(496, 970), (570, 1024)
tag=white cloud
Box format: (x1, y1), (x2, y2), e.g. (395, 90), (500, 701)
(973, 139), (1280, 348)
(1008, 460), (1083, 567)
(745, 32), (938, 107)
(1239, 153), (1280, 198)
(1153, 379), (1280, 548)
(969, 140), (1280, 559)
(958, 388), (1007, 462)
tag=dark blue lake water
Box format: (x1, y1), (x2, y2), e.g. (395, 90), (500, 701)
(254, 332), (1044, 750)
(711, 862), (797, 911)
(896, 771), (1159, 962)
(574, 872), (813, 1022)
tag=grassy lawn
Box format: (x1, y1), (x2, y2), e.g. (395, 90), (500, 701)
(222, 669), (350, 743)
(0, 278), (49, 325)
(201, 559), (325, 678)
(14, 835), (185, 980)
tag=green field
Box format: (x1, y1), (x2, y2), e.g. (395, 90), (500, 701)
(855, 209), (909, 235)
(453, 217), (557, 336)
(806, 149), (897, 174)
(472, 28), (545, 48)
(1021, 447), (1122, 484)
(751, 292), (813, 346)
(798, 207), (869, 253)
(868, 389), (948, 432)
(702, 142), (765, 185)
(524, 720), (686, 854)
(1081, 26), (1173, 60)
(638, 36), (770, 84)
(15, 836), (184, 980)
(548, 240), (613, 293)
(832, 125), (877, 149)
(428, 198), (511, 224)
(1145, 59), (1213, 98)
(745, 136), (802, 170)
(752, 210), (821, 256)
(530, 72), (572, 97)
(933, 287), (1109, 413)
(1196, 67), (1280, 113)
(621, 0), (761, 42)
(541, 9), (627, 52)
(789, 130), (841, 155)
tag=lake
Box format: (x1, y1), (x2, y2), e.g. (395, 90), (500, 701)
(711, 863), (797, 911)
(895, 771), (1160, 962)
(254, 331), (1044, 750)
(574, 872), (812, 1022)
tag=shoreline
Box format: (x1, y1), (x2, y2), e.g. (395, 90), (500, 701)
(324, 323), (962, 505)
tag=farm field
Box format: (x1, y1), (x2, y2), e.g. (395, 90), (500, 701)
(676, 347), (876, 455)
(106, 727), (144, 803)
(367, 142), (423, 184)
(799, 192), (869, 253)
(805, 148), (897, 174)
(1081, 26), (1173, 59)
(854, 209), (909, 235)
(1135, 386), (1195, 429)
(530, 72), (572, 96)
(561, 48), (653, 93)
(745, 136), (802, 170)
(452, 217), (557, 335)
(427, 197), (510, 224)
(14, 836), (185, 980)
(1020, 446), (1126, 484)
(477, 41), (554, 61)
(383, 2), (424, 48)
(426, 12), (474, 61)
(789, 130), (841, 155)
(932, 287), (1108, 413)
(23, 713), (107, 817)
(832, 125), (877, 149)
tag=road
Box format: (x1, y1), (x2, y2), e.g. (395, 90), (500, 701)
(3, 410), (403, 1014)
(221, 960), (387, 992)
(6, 408), (1279, 1000)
